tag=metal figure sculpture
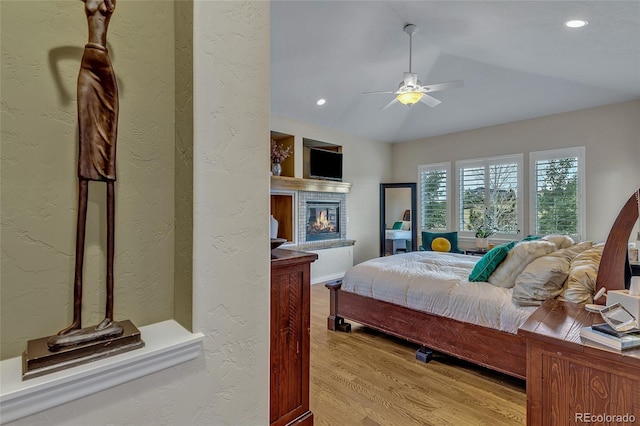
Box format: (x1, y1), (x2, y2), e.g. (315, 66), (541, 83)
(48, 0), (122, 349)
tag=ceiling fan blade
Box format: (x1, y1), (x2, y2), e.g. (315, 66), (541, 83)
(362, 90), (395, 95)
(421, 80), (464, 93)
(419, 94), (442, 108)
(380, 98), (399, 111)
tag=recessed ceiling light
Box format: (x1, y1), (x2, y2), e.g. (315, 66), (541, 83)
(565, 19), (588, 28)
(316, 98), (326, 106)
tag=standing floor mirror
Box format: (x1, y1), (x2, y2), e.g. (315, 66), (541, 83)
(380, 183), (418, 257)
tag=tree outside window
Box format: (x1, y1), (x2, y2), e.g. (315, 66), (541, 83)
(459, 158), (521, 237)
(535, 158), (579, 235)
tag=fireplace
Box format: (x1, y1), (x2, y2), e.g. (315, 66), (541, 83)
(306, 201), (340, 241)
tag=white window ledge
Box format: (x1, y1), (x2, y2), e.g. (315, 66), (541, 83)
(0, 320), (204, 424)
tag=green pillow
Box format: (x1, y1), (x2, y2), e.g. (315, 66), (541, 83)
(421, 231), (462, 253)
(391, 221), (404, 230)
(468, 241), (516, 282)
(521, 235), (541, 241)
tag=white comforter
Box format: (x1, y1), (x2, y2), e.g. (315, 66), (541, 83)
(341, 251), (537, 334)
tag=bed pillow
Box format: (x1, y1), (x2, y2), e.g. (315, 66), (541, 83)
(542, 234), (575, 250)
(512, 241), (594, 306)
(431, 237), (451, 252)
(488, 240), (557, 288)
(468, 241), (515, 282)
(558, 244), (604, 304)
(560, 240), (593, 259)
(512, 255), (569, 306)
(421, 231), (461, 254)
(512, 252), (570, 306)
(391, 221), (403, 230)
(402, 221), (411, 230)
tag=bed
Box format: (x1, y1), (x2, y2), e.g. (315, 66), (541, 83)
(327, 189), (639, 380)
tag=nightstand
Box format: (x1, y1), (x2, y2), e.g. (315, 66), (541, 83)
(519, 298), (640, 425)
(464, 249), (488, 256)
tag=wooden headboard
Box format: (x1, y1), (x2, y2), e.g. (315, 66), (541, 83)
(595, 188), (640, 293)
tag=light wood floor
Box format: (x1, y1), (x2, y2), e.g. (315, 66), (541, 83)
(309, 283), (526, 426)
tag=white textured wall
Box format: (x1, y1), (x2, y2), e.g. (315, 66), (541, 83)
(270, 115), (392, 265)
(4, 1), (270, 425)
(392, 100), (640, 243)
(191, 0), (270, 422)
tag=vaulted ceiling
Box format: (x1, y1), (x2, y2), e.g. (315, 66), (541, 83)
(271, 1), (640, 143)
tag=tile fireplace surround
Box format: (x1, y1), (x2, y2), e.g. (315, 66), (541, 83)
(297, 191), (347, 245)
(270, 176), (354, 283)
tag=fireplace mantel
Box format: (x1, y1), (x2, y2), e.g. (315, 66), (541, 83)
(271, 176), (351, 193)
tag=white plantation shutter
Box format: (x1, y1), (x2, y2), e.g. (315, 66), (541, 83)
(457, 155), (522, 237)
(419, 163), (450, 231)
(530, 147), (585, 240)
(459, 162), (485, 233)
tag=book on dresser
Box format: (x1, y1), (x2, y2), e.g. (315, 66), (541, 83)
(591, 322), (640, 337)
(580, 325), (640, 350)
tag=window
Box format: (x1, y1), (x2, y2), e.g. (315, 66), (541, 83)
(418, 162), (450, 231)
(457, 155), (523, 238)
(530, 147), (585, 240)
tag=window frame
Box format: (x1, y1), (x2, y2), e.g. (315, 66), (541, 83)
(455, 154), (524, 240)
(529, 146), (585, 241)
(418, 162), (451, 232)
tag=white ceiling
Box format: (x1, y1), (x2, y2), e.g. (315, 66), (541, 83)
(270, 1), (640, 143)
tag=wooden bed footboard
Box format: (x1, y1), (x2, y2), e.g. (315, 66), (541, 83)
(326, 280), (528, 379)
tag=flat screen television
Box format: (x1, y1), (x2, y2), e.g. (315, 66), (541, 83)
(309, 147), (343, 181)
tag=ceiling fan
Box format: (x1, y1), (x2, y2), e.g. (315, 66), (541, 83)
(363, 24), (464, 110)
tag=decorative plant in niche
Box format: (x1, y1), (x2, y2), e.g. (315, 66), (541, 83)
(270, 139), (291, 164)
(469, 208), (498, 238)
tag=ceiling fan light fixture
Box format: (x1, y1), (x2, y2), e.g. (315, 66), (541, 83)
(397, 91), (423, 105)
(361, 23), (463, 111)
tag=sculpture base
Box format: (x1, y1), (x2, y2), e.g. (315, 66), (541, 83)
(22, 319), (144, 380)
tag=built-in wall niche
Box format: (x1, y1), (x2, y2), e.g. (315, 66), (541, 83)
(302, 138), (342, 180)
(271, 192), (295, 242)
(270, 131), (294, 178)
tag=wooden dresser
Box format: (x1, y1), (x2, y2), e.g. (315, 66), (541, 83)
(270, 248), (318, 426)
(519, 298), (640, 426)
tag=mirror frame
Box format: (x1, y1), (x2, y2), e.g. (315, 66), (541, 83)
(380, 183), (418, 256)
